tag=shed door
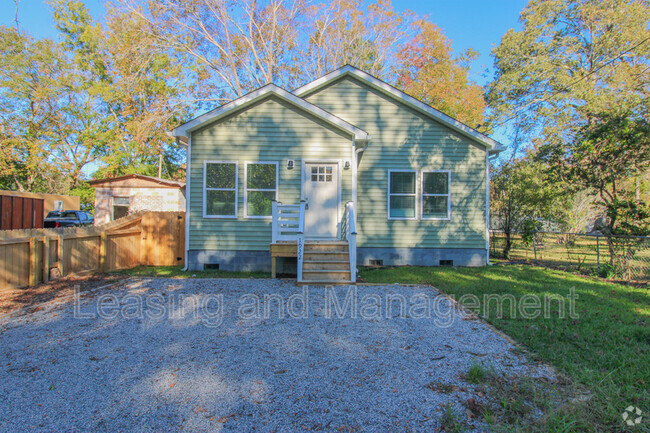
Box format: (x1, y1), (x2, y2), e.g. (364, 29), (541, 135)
(303, 163), (339, 239)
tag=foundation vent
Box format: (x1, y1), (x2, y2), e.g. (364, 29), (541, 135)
(439, 260), (454, 266)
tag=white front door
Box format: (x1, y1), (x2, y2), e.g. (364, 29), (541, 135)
(303, 162), (340, 239)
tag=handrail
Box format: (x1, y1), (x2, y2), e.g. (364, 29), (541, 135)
(346, 202), (357, 238)
(272, 200), (306, 243)
(345, 201), (357, 282)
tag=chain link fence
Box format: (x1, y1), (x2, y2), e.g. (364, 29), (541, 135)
(490, 231), (650, 281)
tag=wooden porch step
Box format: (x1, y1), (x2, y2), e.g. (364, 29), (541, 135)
(302, 270), (351, 281)
(299, 240), (352, 283)
(303, 260), (350, 270)
(298, 280), (354, 285)
(304, 243), (349, 252)
(303, 252), (350, 261)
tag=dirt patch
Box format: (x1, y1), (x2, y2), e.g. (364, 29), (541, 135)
(0, 274), (127, 317)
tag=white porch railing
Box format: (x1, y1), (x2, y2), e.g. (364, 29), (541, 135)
(342, 201), (357, 282)
(271, 201), (306, 243)
(272, 201), (306, 281)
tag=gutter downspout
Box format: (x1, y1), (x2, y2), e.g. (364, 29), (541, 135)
(485, 149), (491, 265)
(352, 141), (368, 228)
(177, 135), (191, 271)
(352, 141), (369, 204)
(485, 150), (500, 265)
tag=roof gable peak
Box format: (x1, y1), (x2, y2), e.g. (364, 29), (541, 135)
(293, 65), (505, 154)
(172, 82), (370, 142)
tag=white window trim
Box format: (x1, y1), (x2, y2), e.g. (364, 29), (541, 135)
(203, 160), (238, 218)
(244, 161), (279, 219)
(421, 170), (451, 221)
(387, 169), (418, 221)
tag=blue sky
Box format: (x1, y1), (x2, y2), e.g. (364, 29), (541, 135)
(4, 0), (526, 87)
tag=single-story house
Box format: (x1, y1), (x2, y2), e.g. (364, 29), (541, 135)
(90, 174), (186, 225)
(172, 65), (505, 283)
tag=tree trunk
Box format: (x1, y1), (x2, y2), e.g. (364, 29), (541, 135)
(503, 230), (512, 260)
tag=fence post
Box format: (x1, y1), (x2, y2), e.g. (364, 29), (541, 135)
(57, 235), (64, 277)
(596, 235), (600, 272)
(29, 237), (38, 287)
(42, 236), (49, 283)
(533, 231), (538, 261)
(99, 231), (108, 272)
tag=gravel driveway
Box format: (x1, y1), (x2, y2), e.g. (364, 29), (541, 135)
(0, 278), (555, 432)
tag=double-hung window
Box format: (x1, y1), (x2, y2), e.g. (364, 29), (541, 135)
(245, 162), (278, 218)
(204, 161), (237, 218)
(421, 171), (450, 220)
(388, 170), (417, 219)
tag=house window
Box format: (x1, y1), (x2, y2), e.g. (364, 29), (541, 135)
(204, 161), (237, 218)
(54, 200), (63, 211)
(112, 196), (130, 220)
(311, 166), (333, 182)
(421, 171), (450, 220)
(245, 162), (278, 218)
(388, 170), (416, 219)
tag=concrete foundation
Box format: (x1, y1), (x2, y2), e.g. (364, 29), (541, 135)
(188, 250), (297, 273)
(189, 247), (487, 271)
(357, 247), (487, 267)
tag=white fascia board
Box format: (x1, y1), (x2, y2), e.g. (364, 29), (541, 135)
(294, 65), (506, 153)
(172, 83), (370, 142)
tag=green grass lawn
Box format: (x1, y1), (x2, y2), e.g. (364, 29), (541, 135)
(112, 265), (270, 279)
(359, 264), (649, 432)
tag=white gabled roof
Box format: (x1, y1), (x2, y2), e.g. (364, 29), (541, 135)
(172, 83), (370, 142)
(293, 65), (505, 154)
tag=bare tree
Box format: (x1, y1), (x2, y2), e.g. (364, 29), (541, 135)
(116, 0), (417, 104)
(119, 0), (307, 103)
(303, 0), (412, 80)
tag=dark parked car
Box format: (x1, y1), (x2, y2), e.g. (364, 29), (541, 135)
(44, 210), (95, 228)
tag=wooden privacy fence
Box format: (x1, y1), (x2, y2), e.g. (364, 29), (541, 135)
(0, 195), (45, 230)
(0, 211), (185, 292)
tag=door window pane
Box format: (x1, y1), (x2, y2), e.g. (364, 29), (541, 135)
(310, 165), (335, 182)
